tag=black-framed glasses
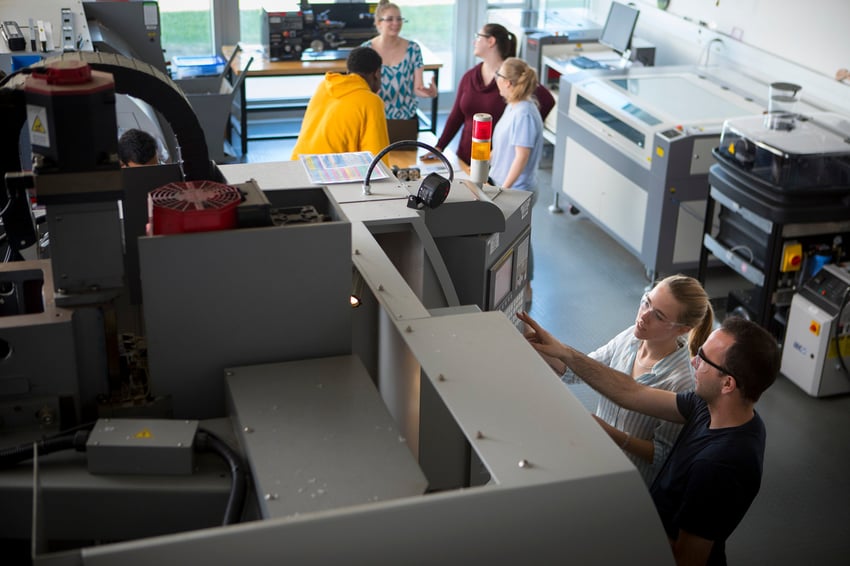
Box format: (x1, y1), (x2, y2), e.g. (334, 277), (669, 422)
(494, 70), (507, 80)
(379, 16), (407, 23)
(696, 347), (733, 376)
(639, 293), (684, 327)
(476, 32), (491, 39)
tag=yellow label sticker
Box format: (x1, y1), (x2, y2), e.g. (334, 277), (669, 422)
(31, 116), (46, 134)
(134, 429), (153, 439)
(656, 146), (665, 158)
(27, 104), (50, 148)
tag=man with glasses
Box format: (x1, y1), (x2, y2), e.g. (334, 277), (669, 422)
(549, 275), (715, 487)
(518, 311), (780, 566)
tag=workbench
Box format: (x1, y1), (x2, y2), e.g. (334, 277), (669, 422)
(223, 45), (443, 156)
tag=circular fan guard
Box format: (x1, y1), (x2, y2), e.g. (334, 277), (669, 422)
(149, 181), (241, 235)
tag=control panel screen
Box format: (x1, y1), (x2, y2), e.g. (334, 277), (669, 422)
(490, 251), (514, 309)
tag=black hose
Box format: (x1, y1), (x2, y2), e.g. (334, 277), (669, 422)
(0, 430), (90, 469)
(195, 428), (247, 526)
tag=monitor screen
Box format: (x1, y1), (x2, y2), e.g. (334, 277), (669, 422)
(513, 231), (530, 291)
(598, 2), (639, 55)
(490, 251), (514, 309)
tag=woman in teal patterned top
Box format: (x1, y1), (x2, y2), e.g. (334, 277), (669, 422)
(363, 0), (437, 120)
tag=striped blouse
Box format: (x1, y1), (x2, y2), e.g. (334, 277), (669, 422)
(564, 325), (695, 485)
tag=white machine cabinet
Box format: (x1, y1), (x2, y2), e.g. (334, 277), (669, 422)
(782, 264), (850, 397)
(551, 66), (768, 280)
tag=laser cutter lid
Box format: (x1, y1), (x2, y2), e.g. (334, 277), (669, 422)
(716, 112), (850, 192)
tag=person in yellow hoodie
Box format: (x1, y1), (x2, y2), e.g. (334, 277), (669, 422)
(291, 47), (390, 160)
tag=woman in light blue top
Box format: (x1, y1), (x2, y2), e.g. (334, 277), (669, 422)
(363, 0), (437, 120)
(558, 275), (714, 485)
(489, 57), (544, 191)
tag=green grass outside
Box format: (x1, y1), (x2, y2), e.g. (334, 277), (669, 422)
(161, 11), (213, 58)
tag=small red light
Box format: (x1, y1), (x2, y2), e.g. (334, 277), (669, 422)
(472, 113), (492, 140)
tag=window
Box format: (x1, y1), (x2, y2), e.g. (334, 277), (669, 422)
(487, 0), (589, 35)
(159, 0), (215, 58)
(396, 0), (455, 93)
(239, 1), (301, 47)
(544, 0), (587, 9)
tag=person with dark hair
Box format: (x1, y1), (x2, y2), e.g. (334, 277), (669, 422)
(118, 128), (158, 167)
(519, 310), (781, 566)
(291, 46), (389, 160)
(433, 23), (554, 164)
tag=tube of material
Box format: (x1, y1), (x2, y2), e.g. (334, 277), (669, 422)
(470, 113), (492, 185)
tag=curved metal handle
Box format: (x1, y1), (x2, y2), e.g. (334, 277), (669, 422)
(362, 140), (454, 195)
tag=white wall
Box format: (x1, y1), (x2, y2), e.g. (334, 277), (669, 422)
(588, 0), (850, 113)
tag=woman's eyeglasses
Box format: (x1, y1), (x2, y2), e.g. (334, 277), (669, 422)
(494, 70), (507, 80)
(476, 32), (491, 40)
(638, 293), (685, 327)
(379, 16), (407, 23)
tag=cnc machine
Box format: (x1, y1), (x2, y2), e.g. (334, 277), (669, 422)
(0, 50), (673, 565)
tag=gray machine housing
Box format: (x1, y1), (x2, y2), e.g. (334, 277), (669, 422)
(141, 185), (353, 420)
(551, 66), (768, 280)
(782, 264), (850, 397)
(84, 1), (168, 75)
(0, 47), (673, 561)
(434, 188), (532, 332)
(524, 31), (592, 79)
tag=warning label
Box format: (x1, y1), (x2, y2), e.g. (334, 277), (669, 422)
(26, 104), (50, 148)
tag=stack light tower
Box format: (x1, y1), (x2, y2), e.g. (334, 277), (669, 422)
(470, 113), (492, 186)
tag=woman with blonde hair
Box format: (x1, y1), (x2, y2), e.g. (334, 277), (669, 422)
(434, 23), (554, 164)
(522, 274), (714, 486)
(490, 57), (544, 191)
(363, 0), (437, 122)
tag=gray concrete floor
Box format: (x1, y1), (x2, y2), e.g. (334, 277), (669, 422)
(244, 117), (850, 565)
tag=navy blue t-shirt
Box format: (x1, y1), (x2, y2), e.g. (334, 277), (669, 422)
(650, 391), (766, 566)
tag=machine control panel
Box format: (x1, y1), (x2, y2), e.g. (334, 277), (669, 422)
(267, 11), (305, 61)
(800, 264), (850, 315)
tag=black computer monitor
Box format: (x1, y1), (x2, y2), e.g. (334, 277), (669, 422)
(598, 2), (640, 55)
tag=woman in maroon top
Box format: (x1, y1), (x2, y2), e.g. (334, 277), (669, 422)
(435, 23), (554, 164)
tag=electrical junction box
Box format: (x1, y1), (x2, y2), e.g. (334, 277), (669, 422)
(781, 264), (850, 397)
(86, 418), (198, 475)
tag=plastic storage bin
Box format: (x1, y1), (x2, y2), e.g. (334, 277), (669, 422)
(171, 55), (226, 79)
